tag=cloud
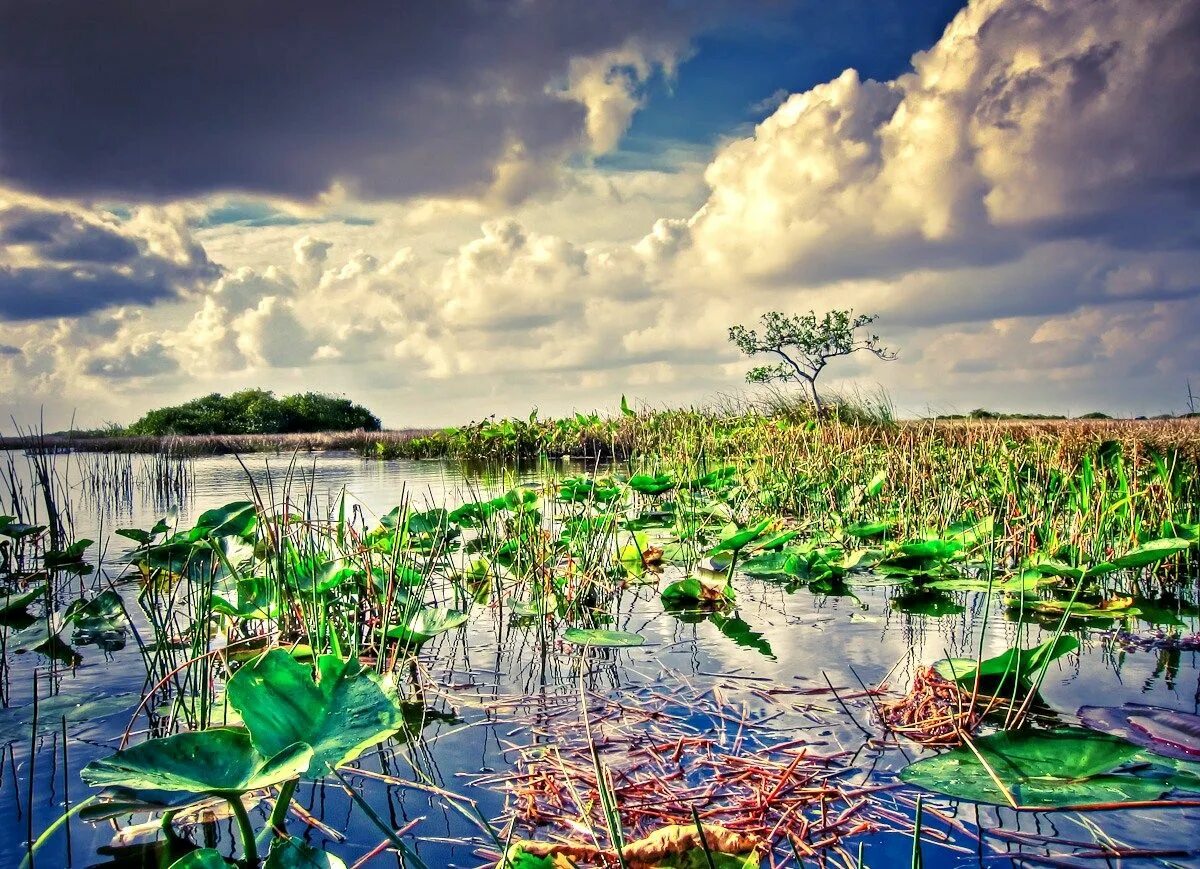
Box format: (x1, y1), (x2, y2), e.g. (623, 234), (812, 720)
(681, 0), (1200, 292)
(0, 194), (219, 320)
(4, 0), (1199, 425)
(0, 1), (722, 204)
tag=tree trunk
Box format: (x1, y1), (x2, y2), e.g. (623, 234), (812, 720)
(808, 378), (822, 414)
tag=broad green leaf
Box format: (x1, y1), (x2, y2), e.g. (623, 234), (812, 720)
(629, 473), (675, 495)
(81, 727), (312, 793)
(710, 519), (772, 554)
(385, 607), (469, 647)
(943, 516), (994, 546)
(739, 550), (800, 578)
(661, 575), (734, 606)
(193, 501), (257, 540)
(933, 635), (1079, 689)
(169, 850), (232, 869)
(900, 728), (1189, 807)
(0, 521), (45, 539)
(0, 583), (45, 615)
(1111, 538), (1192, 570)
(844, 520), (893, 539)
(563, 628), (645, 648)
(65, 588), (128, 634)
(265, 836), (348, 869)
(226, 650), (407, 779)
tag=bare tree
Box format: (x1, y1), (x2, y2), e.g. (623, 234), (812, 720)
(728, 310), (896, 412)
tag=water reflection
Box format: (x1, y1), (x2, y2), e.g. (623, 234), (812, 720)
(0, 451), (1197, 867)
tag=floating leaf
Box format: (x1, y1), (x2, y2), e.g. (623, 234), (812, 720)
(385, 607), (469, 647)
(81, 728), (312, 793)
(168, 850), (232, 869)
(1110, 538), (1192, 570)
(1078, 703), (1200, 762)
(629, 473), (675, 495)
(226, 650), (407, 779)
(933, 635), (1078, 690)
(844, 520), (893, 539)
(0, 583), (45, 615)
(563, 628), (645, 648)
(710, 519), (772, 554)
(900, 727), (1191, 807)
(265, 836), (348, 869)
(661, 575), (734, 606)
(0, 691), (137, 744)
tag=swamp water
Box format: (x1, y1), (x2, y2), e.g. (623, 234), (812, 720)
(1, 451), (1198, 868)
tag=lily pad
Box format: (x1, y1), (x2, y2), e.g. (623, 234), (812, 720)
(562, 627), (645, 648)
(227, 650), (407, 778)
(900, 727), (1193, 807)
(265, 836), (348, 869)
(81, 727), (312, 794)
(710, 519), (772, 554)
(384, 607), (469, 647)
(661, 575), (734, 606)
(0, 583), (45, 615)
(168, 851), (232, 869)
(933, 636), (1078, 690)
(1078, 703), (1200, 762)
(1111, 538), (1192, 570)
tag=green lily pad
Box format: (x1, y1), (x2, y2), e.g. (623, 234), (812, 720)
(739, 550), (799, 578)
(661, 575), (734, 606)
(384, 607), (469, 647)
(1111, 538), (1192, 570)
(168, 850), (232, 869)
(563, 627), (645, 647)
(81, 727), (312, 794)
(933, 636), (1078, 690)
(900, 727), (1193, 807)
(629, 473), (675, 495)
(0, 583), (45, 615)
(265, 836), (348, 869)
(710, 519), (772, 554)
(227, 650), (407, 778)
(844, 519), (893, 539)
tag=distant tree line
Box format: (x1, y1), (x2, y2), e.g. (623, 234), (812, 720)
(126, 389), (382, 436)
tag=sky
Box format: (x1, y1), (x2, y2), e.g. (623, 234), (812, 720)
(1, 0), (1198, 429)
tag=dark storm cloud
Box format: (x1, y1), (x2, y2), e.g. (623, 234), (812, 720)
(0, 0), (726, 201)
(0, 205), (140, 263)
(0, 264), (197, 320)
(0, 198), (220, 319)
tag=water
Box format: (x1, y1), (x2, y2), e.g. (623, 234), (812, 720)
(2, 450), (1199, 868)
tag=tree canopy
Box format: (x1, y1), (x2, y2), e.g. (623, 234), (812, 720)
(728, 310), (896, 411)
(126, 390), (382, 436)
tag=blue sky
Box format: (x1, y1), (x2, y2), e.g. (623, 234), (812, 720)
(620, 0), (965, 151)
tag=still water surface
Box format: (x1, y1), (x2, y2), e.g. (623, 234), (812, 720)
(1, 451), (1198, 868)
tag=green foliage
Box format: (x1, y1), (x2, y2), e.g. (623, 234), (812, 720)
(226, 650), (408, 779)
(563, 627), (646, 647)
(127, 389), (381, 436)
(81, 727), (313, 794)
(900, 728), (1197, 807)
(728, 309), (895, 409)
